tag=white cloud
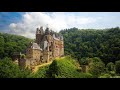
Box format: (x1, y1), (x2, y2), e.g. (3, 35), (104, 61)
(9, 23), (17, 28)
(9, 12), (102, 39)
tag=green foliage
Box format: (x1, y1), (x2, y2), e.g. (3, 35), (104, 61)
(55, 58), (80, 78)
(60, 27), (120, 65)
(90, 57), (102, 63)
(0, 57), (32, 78)
(19, 68), (32, 78)
(106, 62), (115, 71)
(112, 76), (120, 78)
(46, 57), (93, 78)
(0, 36), (5, 59)
(0, 33), (33, 59)
(79, 57), (89, 65)
(20, 54), (26, 58)
(31, 66), (49, 78)
(99, 73), (111, 78)
(0, 27), (120, 78)
(78, 73), (93, 78)
(47, 60), (59, 78)
(88, 58), (105, 77)
(115, 60), (120, 74)
(0, 57), (21, 78)
(109, 71), (116, 77)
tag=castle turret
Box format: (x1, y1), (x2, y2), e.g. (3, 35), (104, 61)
(45, 27), (50, 35)
(40, 26), (44, 34)
(36, 26), (43, 45)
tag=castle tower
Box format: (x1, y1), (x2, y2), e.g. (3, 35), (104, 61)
(43, 41), (49, 63)
(36, 26), (43, 45)
(26, 42), (41, 67)
(45, 27), (50, 35)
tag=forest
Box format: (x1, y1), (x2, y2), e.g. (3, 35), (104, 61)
(0, 33), (33, 59)
(0, 27), (120, 78)
(60, 27), (120, 65)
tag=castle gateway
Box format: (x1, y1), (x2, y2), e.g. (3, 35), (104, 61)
(13, 26), (64, 69)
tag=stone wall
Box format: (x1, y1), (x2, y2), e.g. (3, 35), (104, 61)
(43, 50), (49, 63)
(26, 48), (33, 58)
(32, 49), (41, 61)
(19, 58), (26, 68)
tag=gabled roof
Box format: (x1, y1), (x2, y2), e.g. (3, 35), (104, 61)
(29, 42), (42, 50)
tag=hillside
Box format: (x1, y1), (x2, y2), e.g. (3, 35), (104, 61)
(0, 33), (33, 59)
(1, 56), (120, 78)
(0, 27), (120, 78)
(60, 27), (120, 65)
(32, 56), (93, 78)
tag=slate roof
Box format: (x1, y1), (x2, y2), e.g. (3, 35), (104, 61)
(30, 43), (42, 50)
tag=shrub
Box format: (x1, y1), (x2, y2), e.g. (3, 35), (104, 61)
(32, 66), (49, 78)
(46, 60), (59, 78)
(79, 57), (89, 65)
(0, 57), (32, 78)
(90, 57), (102, 63)
(79, 73), (93, 78)
(109, 71), (116, 77)
(0, 57), (21, 78)
(46, 57), (93, 78)
(115, 60), (120, 74)
(88, 58), (105, 77)
(106, 62), (115, 71)
(99, 73), (111, 78)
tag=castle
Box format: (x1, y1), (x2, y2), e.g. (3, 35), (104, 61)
(13, 26), (64, 69)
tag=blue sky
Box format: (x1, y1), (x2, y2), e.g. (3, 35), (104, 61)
(0, 12), (23, 30)
(0, 12), (120, 38)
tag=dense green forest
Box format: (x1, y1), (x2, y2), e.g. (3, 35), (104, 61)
(60, 27), (120, 65)
(0, 27), (120, 78)
(0, 57), (32, 78)
(0, 33), (33, 78)
(0, 33), (33, 59)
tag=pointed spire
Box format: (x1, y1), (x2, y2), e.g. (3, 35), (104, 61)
(45, 26), (50, 35)
(40, 26), (43, 30)
(36, 27), (40, 34)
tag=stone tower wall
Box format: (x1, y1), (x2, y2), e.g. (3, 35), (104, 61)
(26, 48), (33, 58)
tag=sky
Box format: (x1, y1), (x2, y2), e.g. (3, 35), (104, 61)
(0, 12), (120, 39)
